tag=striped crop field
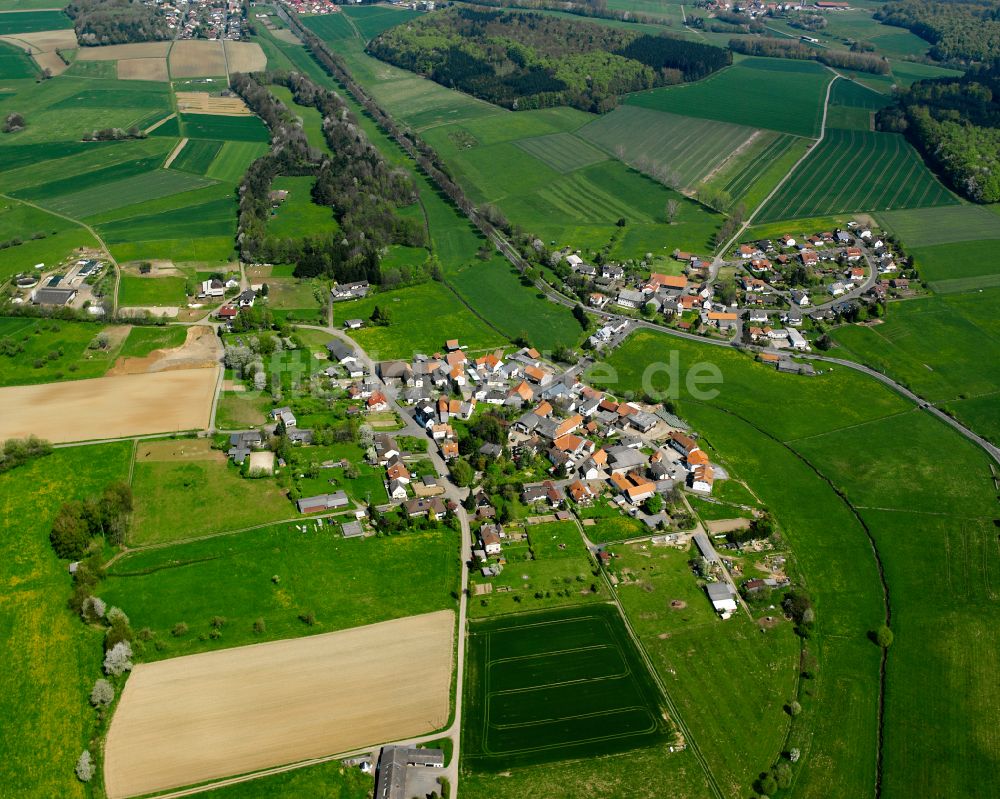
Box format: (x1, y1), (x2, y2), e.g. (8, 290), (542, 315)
(757, 129), (958, 222)
(514, 132), (607, 174)
(578, 106), (757, 189)
(533, 169), (652, 224)
(720, 133), (798, 201)
(168, 138), (223, 175)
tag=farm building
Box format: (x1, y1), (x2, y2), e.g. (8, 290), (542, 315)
(706, 582), (738, 619)
(375, 746), (444, 799)
(296, 491), (349, 514)
(31, 287), (77, 306)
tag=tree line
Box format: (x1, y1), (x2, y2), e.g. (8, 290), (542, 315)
(460, 0), (674, 28)
(729, 36), (891, 74)
(875, 0), (1000, 63)
(877, 62), (1000, 202)
(66, 0), (171, 46)
(367, 7), (729, 112)
(230, 71), (424, 282)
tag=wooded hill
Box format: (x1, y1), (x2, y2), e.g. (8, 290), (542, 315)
(231, 72), (424, 282)
(875, 0), (1000, 62)
(878, 63), (1000, 202)
(367, 6), (730, 112)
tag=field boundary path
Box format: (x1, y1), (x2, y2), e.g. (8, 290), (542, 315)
(0, 191), (123, 315)
(163, 137), (188, 169)
(714, 69), (840, 270)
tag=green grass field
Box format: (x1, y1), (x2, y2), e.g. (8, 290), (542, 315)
(463, 604), (672, 770)
(129, 439), (293, 545)
(169, 138), (223, 175)
(100, 521), (459, 660)
(332, 280), (506, 360)
(117, 274), (188, 306)
(180, 113), (269, 142)
(118, 324), (187, 358)
(203, 761), (373, 798)
(342, 4), (420, 40)
(831, 288), (1000, 442)
(911, 238), (1000, 288)
(579, 106), (758, 189)
(266, 175), (338, 238)
(204, 139), (269, 182)
(0, 9), (71, 33)
(41, 168), (215, 219)
(514, 131), (608, 174)
(830, 78), (893, 111)
(448, 256), (585, 352)
(268, 84), (330, 154)
(627, 57), (831, 138)
(613, 541), (800, 794)
(577, 498), (649, 543)
(470, 521), (604, 618)
(757, 129), (958, 222)
(0, 442), (132, 799)
(877, 204), (1000, 248)
(0, 39), (37, 78)
(0, 317), (122, 385)
(0, 197), (100, 280)
(588, 328), (1000, 798)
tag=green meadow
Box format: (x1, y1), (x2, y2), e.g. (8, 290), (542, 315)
(129, 441), (293, 545)
(333, 280), (505, 360)
(117, 274), (188, 306)
(266, 175), (338, 239)
(589, 328), (1000, 798)
(877, 204), (1000, 248)
(627, 57), (831, 138)
(831, 288), (1000, 442)
(0, 317), (120, 385)
(169, 138), (223, 175)
(202, 761), (372, 798)
(180, 113), (269, 142)
(0, 39), (37, 78)
(100, 522), (460, 660)
(0, 443), (132, 799)
(0, 9), (71, 34)
(0, 198), (99, 280)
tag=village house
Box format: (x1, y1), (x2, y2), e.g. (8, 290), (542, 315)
(479, 524), (503, 555)
(403, 497), (447, 520)
(330, 281), (370, 301)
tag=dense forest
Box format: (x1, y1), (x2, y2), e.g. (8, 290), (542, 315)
(66, 0), (171, 46)
(367, 7), (729, 112)
(878, 62), (1000, 201)
(874, 0), (1000, 62)
(729, 36), (891, 73)
(231, 72), (424, 282)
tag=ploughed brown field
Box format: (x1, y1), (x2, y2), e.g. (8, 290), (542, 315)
(0, 367), (218, 443)
(103, 610), (455, 798)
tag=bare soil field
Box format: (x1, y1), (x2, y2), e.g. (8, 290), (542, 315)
(32, 48), (66, 74)
(0, 367), (218, 443)
(77, 41), (172, 60)
(0, 28), (76, 52)
(223, 40), (266, 72)
(108, 325), (222, 375)
(705, 518), (752, 534)
(103, 610), (454, 799)
(117, 57), (168, 81)
(168, 40), (227, 78)
(175, 90), (250, 116)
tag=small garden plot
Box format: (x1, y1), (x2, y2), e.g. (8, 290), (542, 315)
(462, 604), (671, 771)
(471, 520), (602, 618)
(577, 498), (648, 544)
(288, 441), (388, 506)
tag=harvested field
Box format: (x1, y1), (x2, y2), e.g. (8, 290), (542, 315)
(108, 324), (221, 375)
(103, 610), (454, 799)
(0, 27), (75, 51)
(30, 47), (64, 74)
(0, 367), (218, 443)
(223, 40), (266, 72)
(117, 57), (168, 81)
(175, 90), (250, 116)
(169, 40), (227, 78)
(76, 41), (172, 60)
